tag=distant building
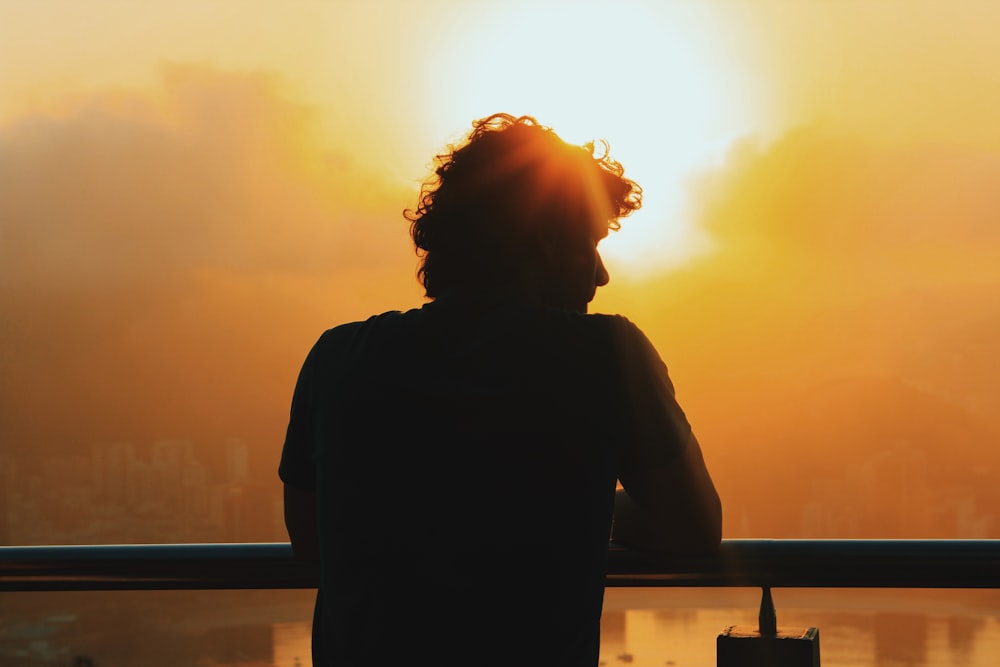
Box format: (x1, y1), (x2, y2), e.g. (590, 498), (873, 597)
(0, 477), (10, 545)
(225, 438), (250, 485)
(91, 441), (136, 507)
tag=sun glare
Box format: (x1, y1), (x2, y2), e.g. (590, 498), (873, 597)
(420, 1), (755, 276)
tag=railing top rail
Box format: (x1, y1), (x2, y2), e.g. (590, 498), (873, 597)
(2, 539), (999, 592)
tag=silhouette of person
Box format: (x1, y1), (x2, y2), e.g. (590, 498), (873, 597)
(279, 113), (721, 667)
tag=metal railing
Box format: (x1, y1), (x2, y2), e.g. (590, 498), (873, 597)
(2, 540), (999, 592)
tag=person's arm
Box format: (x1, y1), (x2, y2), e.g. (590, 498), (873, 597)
(278, 331), (328, 563)
(284, 484), (320, 562)
(609, 319), (722, 554)
(613, 430), (721, 554)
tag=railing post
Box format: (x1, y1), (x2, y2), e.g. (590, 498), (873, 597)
(759, 585), (777, 636)
(716, 586), (821, 667)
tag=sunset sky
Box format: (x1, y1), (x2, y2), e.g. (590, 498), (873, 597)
(2, 1), (998, 535)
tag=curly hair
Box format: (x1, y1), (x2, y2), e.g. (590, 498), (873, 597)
(404, 114), (642, 299)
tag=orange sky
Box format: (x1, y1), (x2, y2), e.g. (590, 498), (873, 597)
(2, 1), (999, 536)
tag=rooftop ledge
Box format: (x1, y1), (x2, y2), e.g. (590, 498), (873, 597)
(2, 540), (999, 592)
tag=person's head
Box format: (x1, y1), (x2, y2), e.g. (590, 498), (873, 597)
(405, 113), (642, 312)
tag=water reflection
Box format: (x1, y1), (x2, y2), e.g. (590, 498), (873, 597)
(2, 589), (999, 667)
(874, 612), (927, 666)
(203, 624), (275, 667)
(947, 615), (985, 664)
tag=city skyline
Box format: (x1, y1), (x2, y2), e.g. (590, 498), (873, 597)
(2, 0), (999, 546)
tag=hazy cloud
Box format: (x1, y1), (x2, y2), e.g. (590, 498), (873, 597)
(0, 65), (421, 455)
(688, 126), (1000, 289)
(0, 63), (414, 289)
(599, 125), (1000, 535)
(3, 69), (998, 538)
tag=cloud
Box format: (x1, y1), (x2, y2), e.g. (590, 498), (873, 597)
(607, 123), (1000, 438)
(0, 65), (422, 455)
(0, 63), (415, 289)
(599, 125), (1000, 536)
(687, 126), (1000, 288)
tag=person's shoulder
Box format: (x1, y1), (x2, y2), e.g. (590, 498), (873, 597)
(517, 310), (640, 359)
(588, 311), (653, 337)
(304, 309), (414, 371)
(323, 308), (414, 332)
(312, 309), (410, 347)
(577, 313), (665, 368)
(315, 319), (365, 345)
(581, 311), (631, 328)
(575, 311), (644, 341)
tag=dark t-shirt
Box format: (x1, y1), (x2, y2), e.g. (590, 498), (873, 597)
(279, 296), (690, 666)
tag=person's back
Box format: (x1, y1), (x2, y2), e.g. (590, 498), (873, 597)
(279, 114), (721, 667)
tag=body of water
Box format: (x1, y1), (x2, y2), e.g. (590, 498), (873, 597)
(3, 589), (999, 666)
